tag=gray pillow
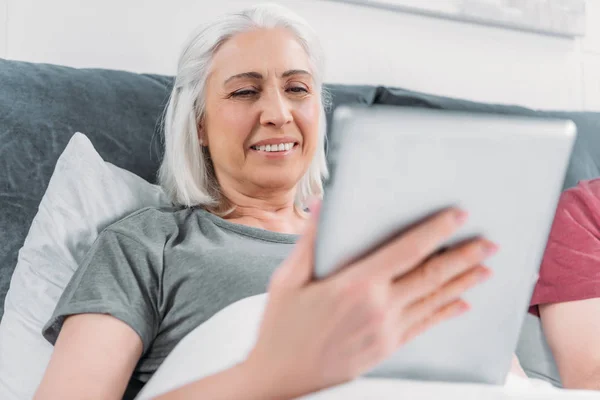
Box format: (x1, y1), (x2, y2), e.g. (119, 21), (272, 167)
(0, 58), (379, 318)
(0, 60), (169, 319)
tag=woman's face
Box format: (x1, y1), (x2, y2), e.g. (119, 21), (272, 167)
(202, 27), (321, 197)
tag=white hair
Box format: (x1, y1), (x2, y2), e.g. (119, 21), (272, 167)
(158, 3), (330, 211)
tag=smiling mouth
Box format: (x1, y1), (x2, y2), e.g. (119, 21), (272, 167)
(250, 142), (298, 152)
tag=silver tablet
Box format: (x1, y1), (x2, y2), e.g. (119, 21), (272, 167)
(314, 105), (576, 385)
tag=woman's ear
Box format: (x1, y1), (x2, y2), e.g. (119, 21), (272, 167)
(198, 124), (208, 146)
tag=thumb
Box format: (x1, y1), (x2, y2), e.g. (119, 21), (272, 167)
(270, 198), (322, 290)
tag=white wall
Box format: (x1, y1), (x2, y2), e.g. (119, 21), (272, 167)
(0, 0), (599, 111)
(0, 0), (6, 57)
(581, 0), (600, 110)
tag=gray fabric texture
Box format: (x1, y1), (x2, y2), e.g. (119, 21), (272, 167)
(0, 58), (378, 319)
(42, 205), (298, 385)
(515, 314), (562, 386)
(0, 60), (170, 320)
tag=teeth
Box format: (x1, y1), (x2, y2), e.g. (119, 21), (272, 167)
(252, 142), (295, 152)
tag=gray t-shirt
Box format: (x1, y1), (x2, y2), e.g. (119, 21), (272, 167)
(43, 206), (298, 390)
(42, 205), (563, 394)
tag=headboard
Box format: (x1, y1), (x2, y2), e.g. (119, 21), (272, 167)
(1, 0), (599, 111)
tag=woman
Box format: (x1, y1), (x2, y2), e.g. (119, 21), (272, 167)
(35, 4), (495, 399)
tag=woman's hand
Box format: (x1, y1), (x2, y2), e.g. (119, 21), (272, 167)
(243, 200), (496, 399)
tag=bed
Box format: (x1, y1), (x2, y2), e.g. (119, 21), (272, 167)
(1, 0), (600, 398)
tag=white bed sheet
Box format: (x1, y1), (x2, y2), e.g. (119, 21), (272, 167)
(136, 294), (597, 400)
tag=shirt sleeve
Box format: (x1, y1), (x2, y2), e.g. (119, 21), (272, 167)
(42, 228), (163, 353)
(529, 179), (600, 316)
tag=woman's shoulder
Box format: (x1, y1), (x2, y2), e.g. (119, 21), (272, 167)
(557, 178), (600, 226)
(102, 205), (197, 242)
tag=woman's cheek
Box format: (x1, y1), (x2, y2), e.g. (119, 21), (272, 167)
(295, 100), (321, 146)
(220, 106), (255, 143)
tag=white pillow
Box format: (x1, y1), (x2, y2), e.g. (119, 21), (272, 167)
(136, 294), (267, 399)
(0, 132), (169, 400)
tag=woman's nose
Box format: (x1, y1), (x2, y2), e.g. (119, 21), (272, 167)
(259, 90), (293, 128)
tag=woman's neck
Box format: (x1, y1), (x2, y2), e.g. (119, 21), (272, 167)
(215, 186), (307, 235)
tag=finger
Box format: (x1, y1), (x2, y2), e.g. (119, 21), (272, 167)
(399, 265), (491, 327)
(350, 208), (468, 282)
(269, 198), (322, 290)
(391, 238), (496, 306)
(398, 299), (470, 347)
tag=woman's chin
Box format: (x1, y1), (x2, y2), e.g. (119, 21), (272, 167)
(248, 175), (301, 192)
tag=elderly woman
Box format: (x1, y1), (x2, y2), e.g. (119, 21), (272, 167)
(35, 4), (495, 400)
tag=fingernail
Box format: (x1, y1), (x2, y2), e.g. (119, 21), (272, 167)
(454, 209), (468, 224)
(482, 241), (499, 257)
(478, 268), (492, 282)
(453, 302), (469, 316)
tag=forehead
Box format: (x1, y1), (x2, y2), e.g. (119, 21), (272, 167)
(210, 28), (313, 81)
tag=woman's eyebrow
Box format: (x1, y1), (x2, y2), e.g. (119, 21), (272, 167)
(281, 69), (312, 79)
(224, 72), (262, 84)
(224, 69), (312, 84)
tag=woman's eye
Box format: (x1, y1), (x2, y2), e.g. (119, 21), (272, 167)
(232, 89), (258, 97)
(288, 86), (308, 94)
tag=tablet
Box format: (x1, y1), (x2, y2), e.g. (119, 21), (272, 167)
(314, 105), (576, 385)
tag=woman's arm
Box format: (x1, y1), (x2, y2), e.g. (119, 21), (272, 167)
(37, 314), (282, 400)
(154, 358), (280, 400)
(35, 314), (143, 400)
(540, 300), (600, 389)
